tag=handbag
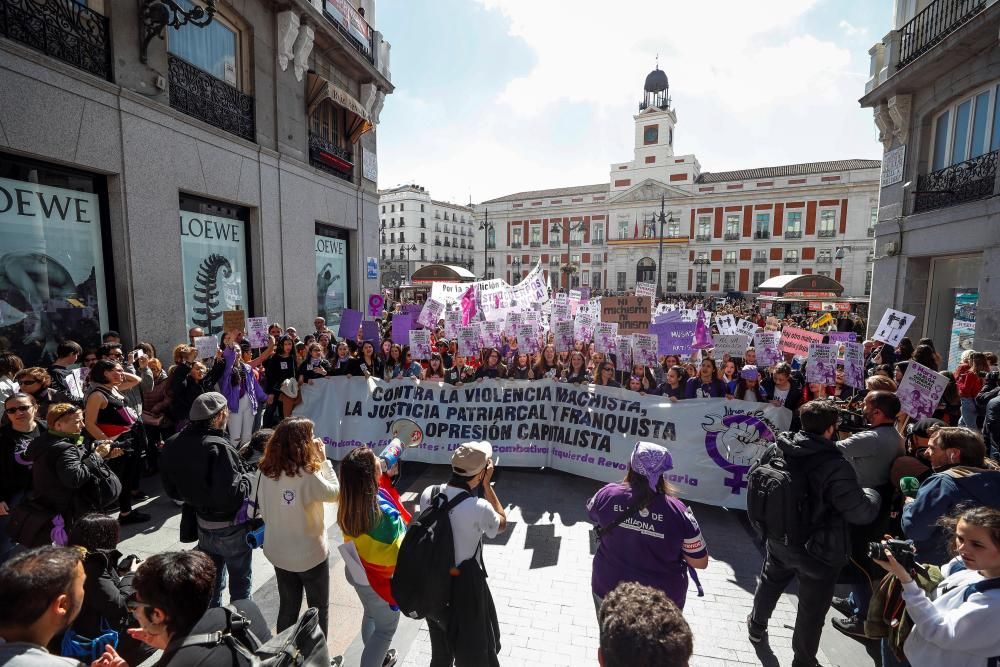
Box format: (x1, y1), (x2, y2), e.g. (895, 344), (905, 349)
(140, 410), (165, 427)
(178, 605), (329, 666)
(5, 499), (57, 548)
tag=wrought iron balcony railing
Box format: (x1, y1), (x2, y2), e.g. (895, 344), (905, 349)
(753, 257), (768, 263)
(817, 256), (834, 263)
(723, 258), (737, 264)
(724, 232), (741, 240)
(510, 242), (522, 249)
(592, 237), (606, 245)
(0, 0), (112, 81)
(169, 55), (255, 142)
(308, 132), (353, 182)
(569, 239), (582, 247)
(529, 241), (541, 248)
(783, 257), (799, 263)
(322, 0), (375, 64)
(785, 231), (802, 239)
(591, 258), (604, 266)
(695, 234), (711, 242)
(913, 150), (998, 213)
(754, 231), (770, 239)
(486, 242), (495, 249)
(549, 240), (562, 248)
(818, 230), (837, 238)
(897, 0), (987, 70)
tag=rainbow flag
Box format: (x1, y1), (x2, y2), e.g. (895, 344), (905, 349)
(343, 489), (407, 607)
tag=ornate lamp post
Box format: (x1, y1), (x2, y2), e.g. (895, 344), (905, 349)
(653, 195), (675, 301)
(139, 0), (218, 62)
(399, 243), (416, 283)
(550, 219), (584, 290)
(479, 209), (494, 280)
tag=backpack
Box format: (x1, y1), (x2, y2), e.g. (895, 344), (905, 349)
(746, 443), (837, 547)
(178, 605), (329, 666)
(391, 484), (472, 624)
(78, 451), (123, 513)
(975, 373), (1000, 412)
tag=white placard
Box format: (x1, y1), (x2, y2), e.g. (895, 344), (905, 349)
(194, 335), (218, 360)
(711, 334), (750, 358)
(635, 282), (656, 298)
(247, 317), (270, 348)
(873, 308), (916, 348)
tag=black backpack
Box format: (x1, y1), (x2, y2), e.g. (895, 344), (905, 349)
(746, 443), (837, 547)
(391, 485), (471, 624)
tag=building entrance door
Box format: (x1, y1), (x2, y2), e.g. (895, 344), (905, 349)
(926, 254), (982, 369)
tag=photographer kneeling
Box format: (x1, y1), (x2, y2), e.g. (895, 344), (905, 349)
(874, 506), (1000, 667)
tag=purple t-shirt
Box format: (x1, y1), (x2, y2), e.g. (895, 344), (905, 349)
(587, 483), (707, 608)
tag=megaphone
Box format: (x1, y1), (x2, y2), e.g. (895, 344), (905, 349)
(378, 419), (424, 483)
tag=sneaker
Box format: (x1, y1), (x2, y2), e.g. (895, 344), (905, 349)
(330, 657), (344, 667)
(382, 649), (397, 667)
(118, 511), (151, 525)
(831, 596), (855, 617)
(747, 615), (767, 644)
(830, 614), (867, 639)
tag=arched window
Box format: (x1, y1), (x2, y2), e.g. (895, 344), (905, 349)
(636, 257), (655, 284)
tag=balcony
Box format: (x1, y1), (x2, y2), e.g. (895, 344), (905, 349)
(510, 242), (522, 249)
(913, 150), (998, 213)
(753, 257), (768, 263)
(783, 257), (799, 264)
(817, 256), (834, 263)
(569, 239), (582, 247)
(695, 234), (712, 242)
(487, 242), (496, 249)
(420, 222), (426, 228)
(897, 0), (987, 70)
(549, 259), (560, 266)
(434, 241), (441, 246)
(591, 258), (604, 266)
(818, 229), (837, 238)
(307, 132), (355, 182)
(321, 0), (375, 64)
(0, 0), (112, 80)
(592, 237), (606, 245)
(529, 241), (541, 248)
(784, 230), (802, 239)
(170, 55), (256, 142)
(724, 232), (741, 241)
(723, 258), (737, 264)
(754, 231), (770, 239)
(549, 240), (562, 248)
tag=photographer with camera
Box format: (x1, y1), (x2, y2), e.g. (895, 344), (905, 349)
(901, 427), (1000, 566)
(873, 506), (1000, 667)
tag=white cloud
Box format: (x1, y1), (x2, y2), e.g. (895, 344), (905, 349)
(377, 0), (882, 203)
(839, 19), (868, 37)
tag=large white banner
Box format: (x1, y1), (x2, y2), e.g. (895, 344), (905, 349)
(296, 377), (793, 510)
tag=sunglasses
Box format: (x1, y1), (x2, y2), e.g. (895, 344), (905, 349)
(5, 405), (33, 414)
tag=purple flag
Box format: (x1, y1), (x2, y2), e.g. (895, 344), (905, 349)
(337, 309), (362, 340)
(828, 331), (857, 344)
(391, 314), (414, 344)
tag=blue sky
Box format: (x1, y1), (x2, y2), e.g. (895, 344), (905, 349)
(375, 0), (893, 204)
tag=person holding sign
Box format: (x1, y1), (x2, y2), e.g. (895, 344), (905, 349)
(219, 332), (267, 451)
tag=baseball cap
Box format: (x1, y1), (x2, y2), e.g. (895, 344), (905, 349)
(190, 392), (228, 421)
(451, 441), (492, 477)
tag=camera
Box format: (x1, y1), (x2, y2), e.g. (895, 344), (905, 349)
(245, 519), (265, 549)
(866, 539), (917, 570)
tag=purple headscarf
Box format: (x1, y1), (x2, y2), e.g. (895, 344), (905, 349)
(629, 441), (674, 490)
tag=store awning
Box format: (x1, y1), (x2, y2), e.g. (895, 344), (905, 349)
(306, 72), (373, 144)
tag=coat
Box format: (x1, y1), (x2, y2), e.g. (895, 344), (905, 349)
(159, 425), (252, 523)
(24, 432), (104, 519)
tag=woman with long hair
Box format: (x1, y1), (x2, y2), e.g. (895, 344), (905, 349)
(424, 354), (446, 380)
(475, 348), (507, 380)
(398, 347), (422, 379)
(357, 341), (384, 379)
(384, 344), (403, 380)
(507, 352), (532, 380)
(255, 418), (340, 636)
(594, 361), (621, 388)
(337, 447), (405, 667)
(956, 350), (990, 428)
(329, 341), (360, 377)
(587, 442), (708, 611)
(733, 366), (768, 402)
(532, 344), (560, 381)
(913, 344), (939, 372)
(263, 335), (297, 424)
(562, 351), (592, 384)
(654, 365), (687, 401)
(298, 342), (333, 386)
(684, 358), (729, 399)
(83, 360), (147, 525)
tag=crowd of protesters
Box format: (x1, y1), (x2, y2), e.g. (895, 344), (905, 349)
(0, 290), (998, 667)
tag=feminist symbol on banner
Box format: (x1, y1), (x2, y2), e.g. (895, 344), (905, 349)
(368, 294), (384, 317)
(702, 411), (778, 493)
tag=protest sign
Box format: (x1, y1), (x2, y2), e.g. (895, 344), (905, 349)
(517, 324), (540, 355)
(551, 302), (570, 322)
(631, 334), (659, 367)
(223, 309), (246, 333)
(575, 313), (597, 343)
(360, 321), (380, 342)
(554, 320), (575, 352)
(457, 326), (480, 357)
(337, 309), (362, 340)
(735, 319), (759, 338)
(754, 331), (782, 366)
(76, 367), (89, 389)
(635, 282), (656, 299)
(505, 311), (524, 338)
(779, 327), (825, 357)
(715, 314), (736, 335)
(829, 331), (857, 344)
(805, 344), (838, 384)
(432, 278), (508, 306)
(601, 296), (651, 335)
(614, 335), (632, 371)
(297, 378), (793, 510)
(897, 361), (950, 420)
(444, 310), (462, 338)
(479, 321), (502, 349)
(64, 369), (84, 402)
(409, 330), (432, 360)
(594, 322), (618, 354)
(247, 317), (270, 348)
(843, 342), (865, 389)
(391, 314), (413, 345)
(873, 308), (916, 347)
(194, 335), (218, 360)
(712, 334), (750, 359)
(810, 313), (834, 330)
(652, 321), (696, 356)
(417, 298), (445, 329)
(367, 294), (384, 317)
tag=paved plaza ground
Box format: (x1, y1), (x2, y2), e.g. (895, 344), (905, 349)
(120, 464), (872, 666)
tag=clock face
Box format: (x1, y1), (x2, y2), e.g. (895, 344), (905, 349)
(644, 125), (659, 144)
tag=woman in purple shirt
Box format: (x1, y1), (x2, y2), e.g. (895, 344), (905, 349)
(587, 442), (709, 611)
(684, 358), (730, 399)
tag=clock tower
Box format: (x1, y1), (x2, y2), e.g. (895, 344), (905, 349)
(634, 65), (676, 161)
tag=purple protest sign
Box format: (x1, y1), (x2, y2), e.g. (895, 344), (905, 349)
(805, 343), (838, 384)
(554, 320), (575, 353)
(843, 342), (865, 389)
(360, 321), (380, 342)
(897, 361), (950, 420)
(614, 335), (632, 371)
(391, 314), (413, 344)
(754, 331), (782, 367)
(828, 331), (857, 344)
(651, 321), (696, 356)
(337, 309), (362, 340)
(594, 322), (618, 354)
(368, 294), (384, 317)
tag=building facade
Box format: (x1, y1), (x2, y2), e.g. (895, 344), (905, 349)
(0, 0), (391, 365)
(475, 69), (881, 310)
(377, 185), (476, 287)
(859, 0), (1000, 368)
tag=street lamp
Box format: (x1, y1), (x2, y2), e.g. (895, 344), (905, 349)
(653, 195), (675, 301)
(479, 209), (494, 280)
(511, 257), (522, 284)
(399, 243), (416, 283)
(550, 219), (584, 290)
(694, 256), (711, 293)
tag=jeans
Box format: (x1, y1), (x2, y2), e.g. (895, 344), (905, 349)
(959, 397), (979, 429)
(198, 523), (253, 606)
(0, 492), (25, 565)
(881, 637), (910, 667)
(348, 575), (399, 667)
(750, 542), (841, 667)
(274, 558), (330, 635)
